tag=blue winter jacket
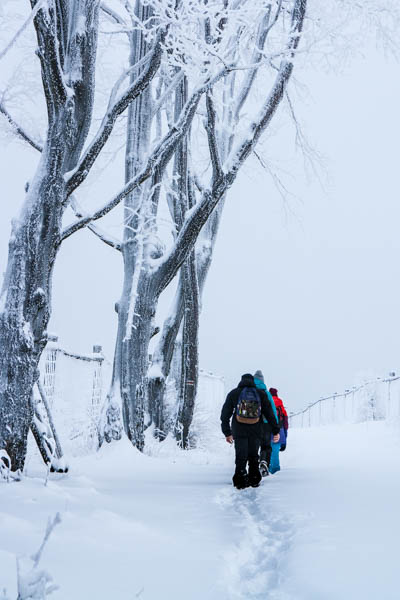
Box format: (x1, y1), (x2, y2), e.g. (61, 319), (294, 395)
(254, 378), (278, 424)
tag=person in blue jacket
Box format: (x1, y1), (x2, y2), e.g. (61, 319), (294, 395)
(253, 370), (279, 476)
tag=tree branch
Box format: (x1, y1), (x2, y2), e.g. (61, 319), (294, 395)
(234, 7), (275, 121)
(32, 2), (69, 113)
(61, 68), (229, 244)
(87, 225), (123, 251)
(69, 195), (122, 251)
(154, 0), (307, 296)
(226, 0), (307, 180)
(65, 33), (165, 197)
(100, 2), (128, 27)
(0, 101), (43, 152)
(153, 179), (224, 296)
(205, 92), (223, 180)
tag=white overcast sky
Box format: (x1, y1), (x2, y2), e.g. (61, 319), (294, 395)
(1, 24), (400, 413)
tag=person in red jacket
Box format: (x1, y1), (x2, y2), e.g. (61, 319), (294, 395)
(269, 388), (288, 451)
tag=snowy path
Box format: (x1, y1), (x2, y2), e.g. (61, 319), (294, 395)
(1, 422), (400, 599)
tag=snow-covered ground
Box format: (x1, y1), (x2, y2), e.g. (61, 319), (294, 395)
(1, 421), (400, 599)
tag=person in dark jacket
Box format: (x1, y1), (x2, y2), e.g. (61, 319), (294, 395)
(221, 373), (280, 489)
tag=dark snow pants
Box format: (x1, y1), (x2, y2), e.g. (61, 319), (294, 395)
(260, 422), (272, 466)
(232, 420), (262, 475)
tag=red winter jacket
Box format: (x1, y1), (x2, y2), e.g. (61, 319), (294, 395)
(272, 395), (289, 430)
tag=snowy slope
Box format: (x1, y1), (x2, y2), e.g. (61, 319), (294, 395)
(1, 421), (399, 599)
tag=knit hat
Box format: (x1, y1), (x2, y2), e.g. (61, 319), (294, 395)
(269, 387), (278, 397)
(254, 370), (264, 383)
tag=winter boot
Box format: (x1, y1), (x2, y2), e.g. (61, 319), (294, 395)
(232, 470), (249, 490)
(248, 460), (262, 488)
(259, 460), (269, 477)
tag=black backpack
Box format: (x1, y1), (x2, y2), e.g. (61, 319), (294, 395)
(276, 405), (285, 428)
(236, 387), (261, 424)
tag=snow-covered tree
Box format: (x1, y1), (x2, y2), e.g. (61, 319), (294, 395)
(0, 0), (177, 472)
(98, 0), (308, 451)
(149, 0), (400, 447)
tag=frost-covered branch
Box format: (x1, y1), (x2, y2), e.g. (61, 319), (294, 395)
(61, 68), (228, 242)
(226, 0), (307, 178)
(152, 70), (185, 116)
(0, 101), (43, 152)
(154, 187), (218, 295)
(87, 225), (123, 251)
(69, 195), (122, 251)
(31, 514), (61, 568)
(100, 2), (128, 28)
(65, 34), (165, 196)
(107, 50), (156, 112)
(205, 93), (223, 180)
(155, 0), (307, 296)
(233, 9), (275, 121)
(15, 513), (61, 600)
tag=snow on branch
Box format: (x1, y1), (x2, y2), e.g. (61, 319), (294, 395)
(65, 33), (165, 197)
(0, 101), (43, 153)
(61, 67), (229, 243)
(15, 513), (61, 600)
(152, 70), (185, 117)
(225, 0), (307, 179)
(106, 49), (156, 113)
(153, 0), (307, 295)
(69, 195), (122, 251)
(100, 2), (128, 28)
(233, 8), (276, 122)
(154, 186), (222, 295)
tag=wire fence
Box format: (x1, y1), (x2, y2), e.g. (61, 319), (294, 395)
(289, 373), (400, 428)
(32, 335), (108, 457)
(30, 335), (225, 459)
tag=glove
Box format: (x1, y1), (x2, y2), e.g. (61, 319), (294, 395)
(280, 444), (286, 452)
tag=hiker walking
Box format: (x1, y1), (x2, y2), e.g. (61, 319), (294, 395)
(221, 373), (280, 489)
(268, 387), (289, 474)
(253, 369), (277, 477)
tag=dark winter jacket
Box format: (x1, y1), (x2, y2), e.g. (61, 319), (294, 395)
(220, 374), (280, 438)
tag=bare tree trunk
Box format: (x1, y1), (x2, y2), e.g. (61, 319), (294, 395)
(0, 126), (92, 470)
(111, 1), (154, 450)
(148, 276), (184, 438)
(175, 248), (199, 447)
(0, 1), (99, 471)
(149, 212), (218, 442)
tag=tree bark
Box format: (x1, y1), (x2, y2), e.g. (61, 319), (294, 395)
(111, 1), (155, 450)
(175, 248), (199, 448)
(0, 1), (100, 471)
